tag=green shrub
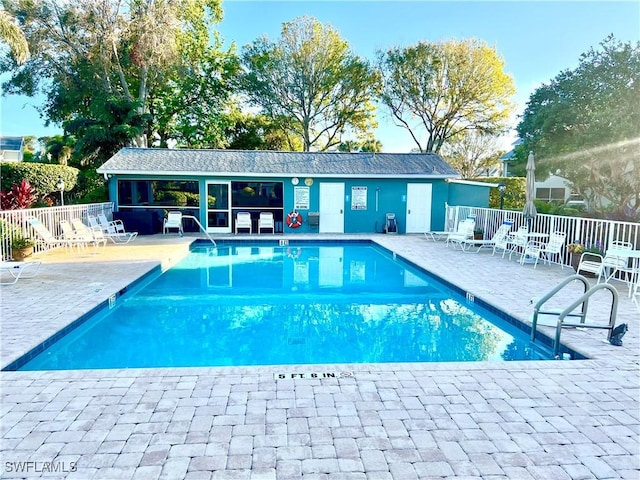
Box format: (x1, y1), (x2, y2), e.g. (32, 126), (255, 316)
(0, 162), (79, 202)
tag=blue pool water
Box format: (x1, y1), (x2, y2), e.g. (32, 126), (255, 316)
(16, 242), (555, 370)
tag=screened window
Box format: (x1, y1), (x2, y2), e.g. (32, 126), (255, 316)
(535, 187), (565, 203)
(231, 182), (283, 208)
(118, 180), (200, 207)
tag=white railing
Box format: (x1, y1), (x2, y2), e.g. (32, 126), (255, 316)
(446, 205), (640, 269)
(1, 203), (114, 260)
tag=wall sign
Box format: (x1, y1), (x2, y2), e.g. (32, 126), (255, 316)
(351, 186), (367, 210)
(294, 186), (310, 210)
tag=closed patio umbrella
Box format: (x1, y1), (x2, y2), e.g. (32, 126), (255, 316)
(523, 151), (537, 228)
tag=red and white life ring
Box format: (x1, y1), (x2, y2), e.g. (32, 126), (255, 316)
(286, 211), (303, 228)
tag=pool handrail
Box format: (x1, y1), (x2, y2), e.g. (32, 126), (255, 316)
(530, 274), (591, 342)
(182, 214), (216, 246)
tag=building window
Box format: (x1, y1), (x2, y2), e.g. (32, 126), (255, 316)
(535, 187), (565, 203)
(118, 180), (200, 207)
(231, 182), (283, 208)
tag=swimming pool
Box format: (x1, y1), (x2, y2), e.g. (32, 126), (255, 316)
(12, 241), (558, 370)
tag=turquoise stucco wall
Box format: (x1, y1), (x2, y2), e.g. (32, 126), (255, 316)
(282, 177), (450, 234)
(106, 175), (492, 234)
(447, 183), (491, 209)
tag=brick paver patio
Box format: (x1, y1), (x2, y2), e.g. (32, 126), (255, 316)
(1, 234), (638, 479)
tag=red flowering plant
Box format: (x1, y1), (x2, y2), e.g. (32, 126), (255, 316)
(0, 180), (37, 210)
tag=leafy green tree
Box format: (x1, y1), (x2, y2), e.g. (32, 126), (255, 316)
(440, 131), (504, 178)
(1, 0), (232, 152)
(241, 16), (380, 151)
(378, 39), (515, 154)
(516, 35), (639, 220)
(338, 139), (383, 152)
(223, 110), (302, 151)
(0, 9), (29, 64)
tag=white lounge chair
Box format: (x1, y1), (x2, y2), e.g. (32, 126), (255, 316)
(71, 218), (107, 248)
(235, 212), (252, 234)
(27, 217), (88, 252)
(445, 218), (475, 249)
(258, 212), (275, 234)
(91, 214), (138, 244)
(60, 220), (96, 252)
(163, 211), (184, 236)
(462, 221), (513, 253)
(0, 261), (41, 285)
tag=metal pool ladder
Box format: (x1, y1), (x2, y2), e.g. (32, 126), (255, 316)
(182, 215), (216, 246)
(530, 274), (619, 357)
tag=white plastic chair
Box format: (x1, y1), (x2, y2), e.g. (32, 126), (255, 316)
(163, 212), (184, 236)
(92, 214), (138, 244)
(445, 219), (475, 249)
(235, 212), (252, 234)
(602, 241), (634, 286)
(538, 231), (567, 268)
(71, 218), (107, 248)
(258, 212), (275, 234)
(27, 217), (87, 252)
(507, 226), (529, 260)
(462, 221), (513, 253)
(60, 220), (91, 251)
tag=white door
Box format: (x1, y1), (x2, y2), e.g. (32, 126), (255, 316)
(319, 183), (345, 233)
(406, 183), (432, 233)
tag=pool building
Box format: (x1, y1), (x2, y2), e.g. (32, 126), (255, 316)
(97, 148), (494, 235)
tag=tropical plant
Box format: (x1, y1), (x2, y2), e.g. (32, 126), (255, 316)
(11, 234), (34, 249)
(0, 180), (37, 210)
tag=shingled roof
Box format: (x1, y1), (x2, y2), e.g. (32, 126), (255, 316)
(97, 148), (460, 179)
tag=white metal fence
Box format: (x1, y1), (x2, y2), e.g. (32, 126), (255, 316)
(2, 202), (639, 271)
(1, 202), (114, 260)
(446, 205), (640, 268)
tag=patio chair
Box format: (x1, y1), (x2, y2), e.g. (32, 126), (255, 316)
(445, 218), (475, 249)
(577, 241), (633, 285)
(60, 220), (96, 251)
(163, 211), (184, 236)
(462, 221), (513, 253)
(71, 218), (107, 248)
(0, 261), (42, 285)
(601, 241), (635, 286)
(92, 214), (138, 244)
(507, 226), (529, 260)
(27, 217), (88, 252)
(235, 212), (252, 234)
(538, 231), (567, 268)
(520, 240), (544, 267)
(258, 212), (275, 234)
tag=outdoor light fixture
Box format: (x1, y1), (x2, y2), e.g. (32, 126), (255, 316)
(56, 176), (65, 206)
(498, 182), (506, 210)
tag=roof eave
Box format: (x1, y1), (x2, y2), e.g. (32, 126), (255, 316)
(96, 168), (460, 180)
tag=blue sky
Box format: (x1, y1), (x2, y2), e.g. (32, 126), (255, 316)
(1, 1), (638, 152)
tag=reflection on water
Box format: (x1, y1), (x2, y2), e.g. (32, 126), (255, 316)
(19, 244), (550, 370)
